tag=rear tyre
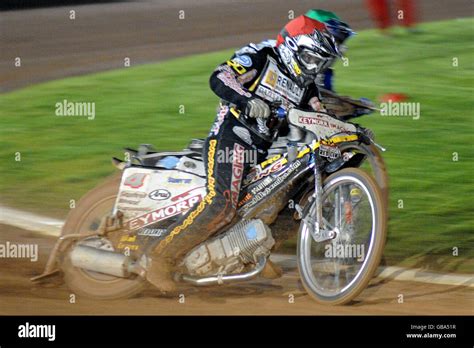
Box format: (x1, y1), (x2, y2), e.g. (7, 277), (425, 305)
(60, 174), (147, 300)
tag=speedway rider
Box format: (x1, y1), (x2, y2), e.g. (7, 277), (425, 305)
(147, 14), (358, 293)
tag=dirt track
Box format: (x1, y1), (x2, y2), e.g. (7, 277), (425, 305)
(1, 0), (473, 315)
(1, 224), (472, 315)
(1, 0), (472, 92)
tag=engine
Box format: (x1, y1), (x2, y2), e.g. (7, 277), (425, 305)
(183, 219), (275, 276)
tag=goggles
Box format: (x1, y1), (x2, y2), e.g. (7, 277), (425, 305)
(299, 48), (330, 72)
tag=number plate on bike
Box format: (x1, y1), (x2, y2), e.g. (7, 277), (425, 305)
(319, 144), (341, 161)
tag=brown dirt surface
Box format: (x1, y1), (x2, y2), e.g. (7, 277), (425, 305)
(1, 224), (472, 315)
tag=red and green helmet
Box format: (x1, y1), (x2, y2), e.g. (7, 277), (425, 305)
(276, 15), (341, 87)
(305, 9), (355, 44)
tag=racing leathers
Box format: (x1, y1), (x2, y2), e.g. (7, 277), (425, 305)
(146, 40), (323, 291)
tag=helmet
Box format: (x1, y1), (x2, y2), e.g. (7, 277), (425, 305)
(324, 18), (355, 45)
(305, 9), (355, 45)
(276, 15), (341, 88)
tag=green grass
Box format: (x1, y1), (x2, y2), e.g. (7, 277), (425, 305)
(1, 18), (473, 272)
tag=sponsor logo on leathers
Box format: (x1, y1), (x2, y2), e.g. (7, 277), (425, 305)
(210, 105), (229, 136)
(231, 143), (245, 208)
(118, 198), (141, 205)
(278, 44), (293, 64)
(295, 112), (356, 138)
(233, 55), (252, 67)
(138, 228), (167, 237)
(148, 189), (171, 201)
(216, 65), (252, 98)
(124, 173), (148, 189)
(238, 192), (253, 207)
(250, 176), (272, 195)
(237, 69), (257, 84)
(241, 160), (302, 213)
(127, 194), (203, 230)
(120, 191), (147, 199)
(257, 57), (304, 104)
(245, 157), (286, 184)
(171, 186), (206, 202)
(168, 177), (192, 184)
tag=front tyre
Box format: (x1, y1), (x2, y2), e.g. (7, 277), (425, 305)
(297, 168), (387, 305)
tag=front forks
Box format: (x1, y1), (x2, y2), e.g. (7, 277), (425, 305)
(303, 157), (337, 243)
(313, 159), (324, 236)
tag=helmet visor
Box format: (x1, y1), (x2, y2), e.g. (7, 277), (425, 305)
(299, 48), (330, 73)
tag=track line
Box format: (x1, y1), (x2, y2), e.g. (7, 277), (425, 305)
(0, 205), (63, 236)
(270, 255), (474, 288)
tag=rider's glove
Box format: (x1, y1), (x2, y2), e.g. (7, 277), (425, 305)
(245, 98), (271, 119)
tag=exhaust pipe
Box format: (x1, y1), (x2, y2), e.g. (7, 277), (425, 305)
(70, 245), (266, 284)
(178, 254), (267, 286)
(70, 245), (144, 278)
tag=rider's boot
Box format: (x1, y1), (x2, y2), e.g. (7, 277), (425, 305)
(146, 255), (177, 294)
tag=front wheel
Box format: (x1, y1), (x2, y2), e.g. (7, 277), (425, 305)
(297, 168), (387, 305)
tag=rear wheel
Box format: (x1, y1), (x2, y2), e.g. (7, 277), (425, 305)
(60, 174), (147, 300)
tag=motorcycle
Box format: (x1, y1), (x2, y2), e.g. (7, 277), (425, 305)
(33, 99), (389, 305)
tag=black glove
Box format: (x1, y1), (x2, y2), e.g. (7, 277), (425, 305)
(245, 98), (270, 118)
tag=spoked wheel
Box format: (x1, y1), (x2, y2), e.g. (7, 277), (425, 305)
(60, 174), (147, 300)
(297, 168), (387, 305)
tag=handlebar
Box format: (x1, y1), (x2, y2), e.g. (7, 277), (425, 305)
(267, 101), (287, 120)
